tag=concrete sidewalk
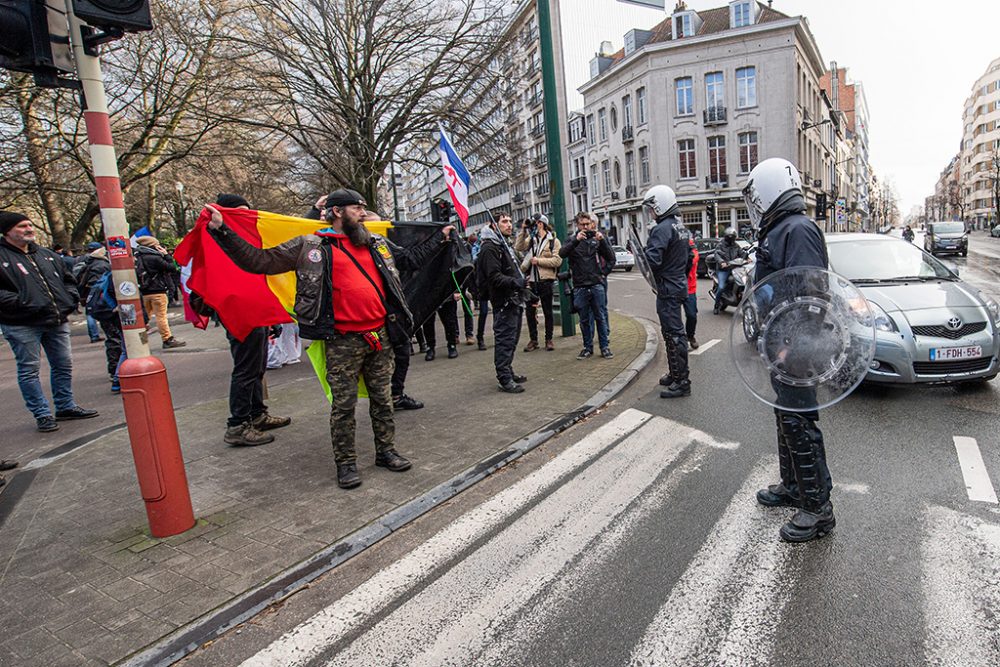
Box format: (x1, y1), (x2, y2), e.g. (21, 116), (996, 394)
(0, 311), (653, 666)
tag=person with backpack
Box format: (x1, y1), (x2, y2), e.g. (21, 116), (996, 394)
(85, 268), (126, 393)
(515, 213), (562, 352)
(73, 242), (105, 343)
(134, 235), (186, 349)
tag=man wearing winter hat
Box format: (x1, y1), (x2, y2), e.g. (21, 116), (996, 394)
(134, 235), (186, 349)
(0, 211), (98, 432)
(204, 189), (454, 489)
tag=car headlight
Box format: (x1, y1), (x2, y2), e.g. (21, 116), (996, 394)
(868, 301), (898, 333)
(984, 295), (1000, 328)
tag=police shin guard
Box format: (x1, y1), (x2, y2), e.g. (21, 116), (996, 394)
(777, 413), (835, 542)
(660, 335), (691, 399)
(756, 413), (801, 508)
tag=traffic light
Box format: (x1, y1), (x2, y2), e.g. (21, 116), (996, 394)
(816, 193), (828, 220)
(706, 201), (716, 225)
(431, 200), (452, 223)
(0, 0), (74, 82)
(72, 0), (152, 32)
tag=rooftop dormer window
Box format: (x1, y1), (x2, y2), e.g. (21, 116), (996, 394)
(673, 13), (693, 38)
(730, 0), (754, 28)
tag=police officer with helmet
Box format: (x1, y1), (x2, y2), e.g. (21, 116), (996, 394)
(642, 185), (694, 399)
(743, 157), (834, 543)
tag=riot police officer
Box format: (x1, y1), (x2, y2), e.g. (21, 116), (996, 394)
(743, 157), (834, 542)
(642, 185), (694, 399)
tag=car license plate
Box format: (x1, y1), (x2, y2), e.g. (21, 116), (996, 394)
(929, 346), (982, 361)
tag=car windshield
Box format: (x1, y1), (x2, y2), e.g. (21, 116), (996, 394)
(828, 239), (956, 282)
(932, 222), (965, 234)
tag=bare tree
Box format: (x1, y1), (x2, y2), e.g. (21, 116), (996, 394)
(231, 0), (511, 204)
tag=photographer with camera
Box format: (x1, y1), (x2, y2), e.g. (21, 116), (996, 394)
(559, 211), (616, 359)
(515, 213), (562, 352)
(477, 213), (530, 393)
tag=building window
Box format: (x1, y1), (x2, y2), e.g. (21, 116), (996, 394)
(598, 108), (608, 141)
(602, 160), (611, 192)
(639, 146), (650, 183)
(610, 104), (618, 132)
(738, 131), (758, 173)
(678, 138), (696, 179)
(613, 159), (622, 188)
(706, 72), (724, 112)
(587, 114), (595, 145)
(736, 207), (751, 222)
(675, 77), (693, 116)
(622, 95), (633, 129)
(732, 1), (752, 28)
(625, 151), (635, 186)
(682, 211), (702, 226)
(637, 87), (647, 124)
(708, 135), (727, 183)
(674, 13), (692, 38)
(736, 67), (756, 108)
(591, 164), (600, 195)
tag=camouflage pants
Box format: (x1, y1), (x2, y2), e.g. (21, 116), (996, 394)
(325, 328), (395, 464)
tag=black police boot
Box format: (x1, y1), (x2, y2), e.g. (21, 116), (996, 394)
(336, 463), (361, 489)
(659, 373), (674, 387)
(758, 414), (801, 507)
(780, 502), (836, 543)
(660, 381), (691, 399)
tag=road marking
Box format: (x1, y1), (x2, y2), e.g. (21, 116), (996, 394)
(326, 416), (697, 667)
(241, 408), (653, 667)
(608, 274), (639, 281)
(689, 338), (720, 355)
(686, 426), (740, 450)
(630, 459), (794, 667)
(923, 504), (1000, 666)
(953, 436), (998, 503)
(836, 481), (870, 495)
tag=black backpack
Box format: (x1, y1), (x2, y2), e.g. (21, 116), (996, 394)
(85, 271), (117, 320)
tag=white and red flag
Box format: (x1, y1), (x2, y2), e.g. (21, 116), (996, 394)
(438, 124), (471, 230)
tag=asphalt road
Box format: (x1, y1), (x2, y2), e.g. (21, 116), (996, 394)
(182, 232), (1000, 666)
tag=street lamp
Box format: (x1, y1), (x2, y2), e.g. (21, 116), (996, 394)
(801, 119), (832, 131)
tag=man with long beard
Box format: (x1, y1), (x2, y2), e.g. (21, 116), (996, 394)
(205, 189), (452, 489)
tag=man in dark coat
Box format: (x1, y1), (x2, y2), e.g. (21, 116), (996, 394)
(0, 211), (98, 432)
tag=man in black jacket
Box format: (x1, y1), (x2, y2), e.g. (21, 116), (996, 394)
(712, 227), (746, 314)
(477, 213), (528, 393)
(643, 186), (694, 399)
(0, 211), (98, 432)
(135, 235), (185, 349)
(559, 212), (616, 359)
(745, 158), (834, 543)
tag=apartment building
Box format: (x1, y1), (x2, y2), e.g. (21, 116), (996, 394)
(821, 63), (871, 230)
(958, 57), (1000, 228)
(578, 0), (847, 240)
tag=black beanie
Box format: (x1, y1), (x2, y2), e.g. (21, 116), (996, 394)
(215, 193), (250, 209)
(326, 189), (366, 209)
(0, 211), (29, 235)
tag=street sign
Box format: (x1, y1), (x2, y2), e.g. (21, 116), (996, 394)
(836, 198), (847, 226)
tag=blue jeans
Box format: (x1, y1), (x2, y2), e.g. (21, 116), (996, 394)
(714, 269), (731, 307)
(574, 284), (610, 352)
(1, 322), (77, 418)
(86, 315), (101, 341)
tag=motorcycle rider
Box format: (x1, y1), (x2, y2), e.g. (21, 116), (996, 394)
(643, 185), (694, 399)
(744, 157), (834, 543)
(712, 227), (746, 314)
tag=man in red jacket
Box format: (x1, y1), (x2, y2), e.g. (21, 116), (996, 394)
(684, 238), (699, 350)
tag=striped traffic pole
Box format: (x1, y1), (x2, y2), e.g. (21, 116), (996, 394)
(65, 1), (194, 538)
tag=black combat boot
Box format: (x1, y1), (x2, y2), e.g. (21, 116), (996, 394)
(336, 463), (361, 489)
(777, 413), (835, 542)
(757, 414), (801, 508)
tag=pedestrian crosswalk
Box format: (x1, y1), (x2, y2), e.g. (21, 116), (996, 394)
(239, 409), (1000, 667)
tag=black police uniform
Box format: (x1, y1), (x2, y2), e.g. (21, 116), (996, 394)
(754, 193), (835, 541)
(645, 211), (694, 395)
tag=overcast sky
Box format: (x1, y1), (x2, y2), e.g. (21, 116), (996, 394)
(678, 0), (1000, 212)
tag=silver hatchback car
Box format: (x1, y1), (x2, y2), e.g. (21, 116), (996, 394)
(826, 234), (1000, 385)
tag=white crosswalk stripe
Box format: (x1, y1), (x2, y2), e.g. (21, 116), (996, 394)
(922, 504), (1000, 667)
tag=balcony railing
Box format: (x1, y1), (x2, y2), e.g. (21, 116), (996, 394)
(513, 192), (525, 203)
(534, 155), (548, 168)
(705, 175), (729, 189)
(535, 184), (550, 196)
(530, 123), (545, 138)
(570, 177), (587, 192)
(621, 126), (634, 142)
(528, 93), (542, 108)
(703, 106), (727, 126)
(625, 185), (637, 198)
